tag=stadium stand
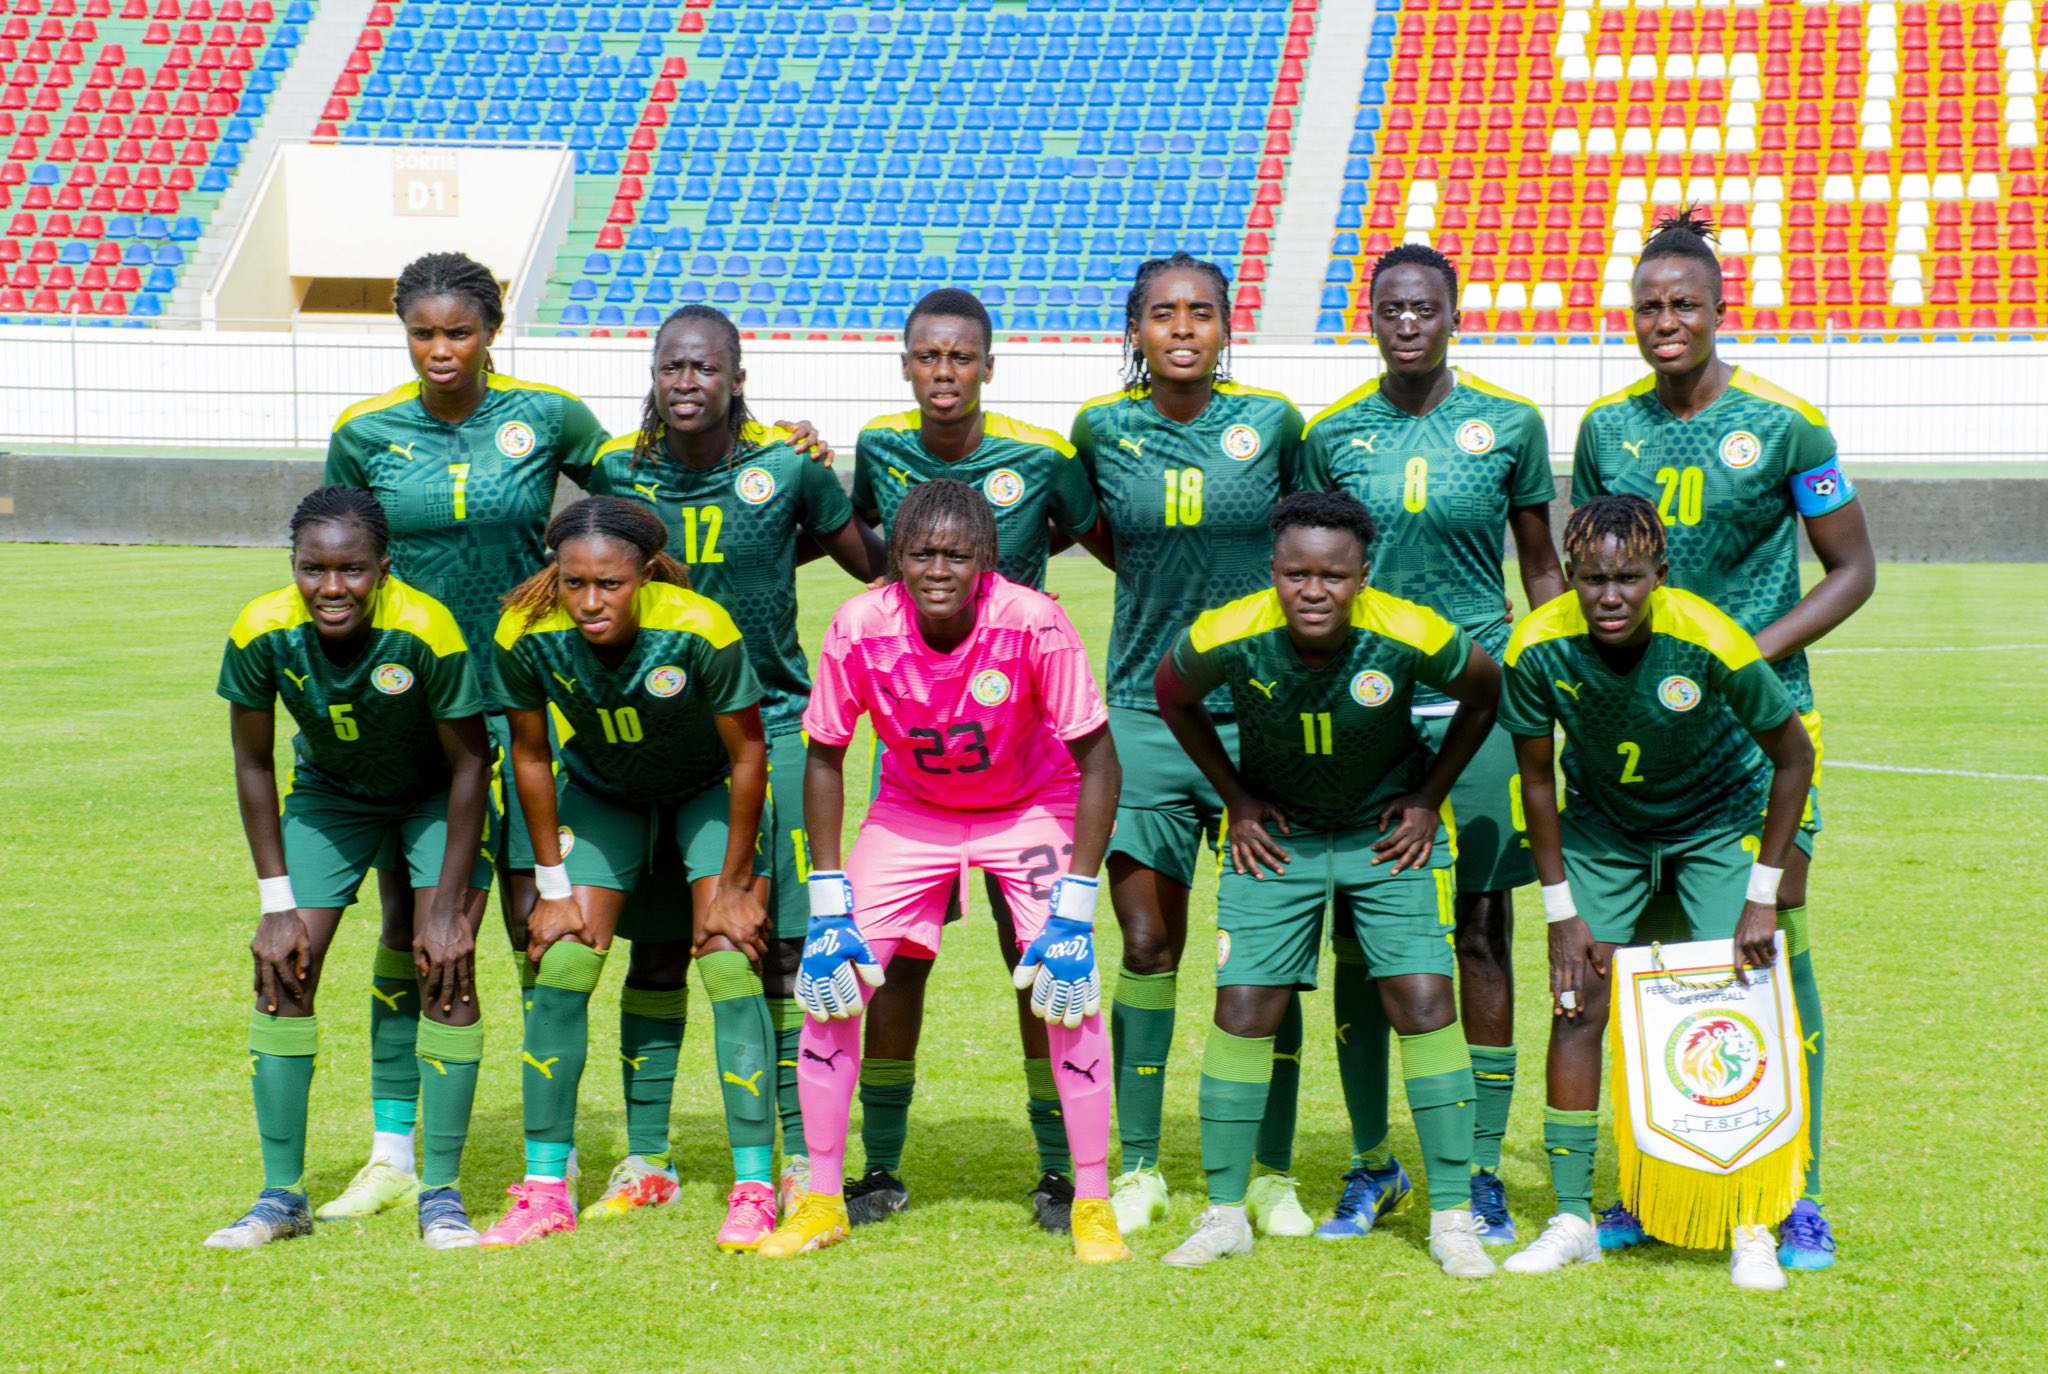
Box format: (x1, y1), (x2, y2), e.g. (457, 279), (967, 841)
(0, 0), (309, 323)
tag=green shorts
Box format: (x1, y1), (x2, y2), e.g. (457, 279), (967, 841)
(282, 770), (493, 910)
(1561, 810), (1814, 946)
(558, 774), (769, 897)
(764, 729), (816, 941)
(1214, 821), (1456, 989)
(1416, 713), (1534, 894)
(614, 834), (695, 945)
(1106, 705), (1239, 888)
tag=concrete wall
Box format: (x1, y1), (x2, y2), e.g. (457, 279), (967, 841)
(2, 453), (2042, 560)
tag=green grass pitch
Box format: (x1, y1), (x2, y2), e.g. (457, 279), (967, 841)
(4, 547), (2043, 1372)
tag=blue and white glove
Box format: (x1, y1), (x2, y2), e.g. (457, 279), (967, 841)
(1011, 875), (1102, 1028)
(795, 871), (885, 1022)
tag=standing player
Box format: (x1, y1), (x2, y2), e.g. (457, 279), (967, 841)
(207, 486), (494, 1250)
(581, 305), (884, 1222)
(1496, 494), (1814, 1291)
(1300, 244), (1566, 1245)
(757, 479), (1128, 1264)
(481, 497), (773, 1250)
(840, 288), (1105, 1230)
(1152, 491), (1502, 1277)
(1066, 253), (1314, 1238)
(1572, 211), (1874, 1268)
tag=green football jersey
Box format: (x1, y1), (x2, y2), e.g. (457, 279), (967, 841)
(1072, 381), (1306, 713)
(491, 581), (763, 806)
(1302, 368), (1555, 706)
(1499, 586), (1796, 839)
(1570, 368), (1858, 715)
(324, 373), (611, 700)
(587, 424), (854, 738)
(217, 578), (482, 802)
(851, 409), (1099, 590)
(1170, 586), (1472, 832)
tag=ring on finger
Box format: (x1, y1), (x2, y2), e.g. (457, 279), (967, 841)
(1557, 989), (1579, 1011)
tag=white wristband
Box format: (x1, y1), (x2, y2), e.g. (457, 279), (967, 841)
(534, 862), (572, 901)
(258, 874), (296, 913)
(1745, 863), (1784, 906)
(809, 870), (855, 918)
(1541, 881), (1578, 924)
(1050, 873), (1100, 924)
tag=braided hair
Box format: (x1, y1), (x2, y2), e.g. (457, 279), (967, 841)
(290, 483), (390, 557)
(885, 478), (999, 583)
(1120, 252), (1234, 392)
(1368, 241), (1459, 307)
(631, 305), (759, 470)
(1562, 493), (1666, 572)
(500, 496), (690, 628)
(392, 252), (505, 372)
(906, 287), (992, 352)
(1636, 206), (1723, 296)
(1269, 488), (1377, 561)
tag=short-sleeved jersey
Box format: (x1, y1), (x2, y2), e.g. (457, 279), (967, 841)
(804, 573), (1109, 813)
(324, 373), (611, 700)
(850, 410), (1099, 590)
(1169, 587), (1473, 832)
(217, 578), (481, 802)
(587, 424), (854, 738)
(491, 581), (762, 806)
(1072, 381), (1306, 713)
(1570, 369), (1857, 714)
(1500, 586), (1796, 839)
(1302, 369), (1555, 707)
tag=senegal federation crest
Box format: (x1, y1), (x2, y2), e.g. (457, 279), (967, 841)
(1718, 430), (1762, 469)
(1221, 423), (1261, 461)
(372, 663), (414, 695)
(1658, 675), (1701, 712)
(983, 468), (1025, 507)
(1216, 930), (1232, 969)
(496, 421), (537, 459)
(971, 669), (1011, 706)
(645, 665), (687, 698)
(735, 466), (777, 505)
(1350, 670), (1394, 707)
(1455, 419), (1495, 454)
(557, 826), (575, 858)
(1664, 1012), (1769, 1108)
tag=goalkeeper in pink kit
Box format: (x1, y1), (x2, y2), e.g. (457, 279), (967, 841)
(757, 478), (1129, 1263)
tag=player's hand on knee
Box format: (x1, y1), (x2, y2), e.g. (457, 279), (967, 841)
(414, 900), (478, 1013)
(1547, 915), (1601, 1021)
(797, 872), (884, 1021)
(695, 880), (770, 964)
(1013, 877), (1102, 1028)
(1371, 794), (1437, 874)
(251, 910), (311, 1013)
(526, 895), (587, 964)
(1223, 795), (1292, 879)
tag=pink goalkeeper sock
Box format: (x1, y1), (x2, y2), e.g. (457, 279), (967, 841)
(1047, 1014), (1113, 1199)
(795, 937), (897, 1198)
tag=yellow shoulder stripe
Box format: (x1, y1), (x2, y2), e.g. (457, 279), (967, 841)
(984, 411), (1078, 459)
(1502, 593), (1587, 667)
(861, 409), (922, 435)
(1303, 375), (1383, 435)
(494, 604), (571, 651)
(1456, 370), (1542, 413)
(374, 579), (469, 657)
(229, 587), (311, 648)
(640, 582), (744, 647)
(487, 373), (587, 405)
(1728, 369), (1828, 428)
(1188, 590), (1286, 654)
(332, 381), (421, 432)
(1651, 587), (1763, 670)
(1076, 387), (1143, 415)
(741, 421), (797, 450)
(595, 433), (640, 462)
(1580, 374), (1658, 418)
(1215, 380), (1297, 405)
(1353, 587), (1456, 654)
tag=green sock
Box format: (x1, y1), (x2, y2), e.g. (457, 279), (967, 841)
(369, 944), (421, 1141)
(522, 941), (606, 1179)
(1401, 1024), (1477, 1211)
(767, 996), (807, 1159)
(859, 1058), (915, 1174)
(1111, 968), (1176, 1171)
(619, 983), (687, 1168)
(1254, 992), (1303, 1173)
(1469, 1044), (1516, 1174)
(248, 1010), (318, 1191)
(699, 950), (776, 1182)
(1544, 1106), (1600, 1223)
(1198, 1027), (1274, 1207)
(1024, 1057), (1069, 1177)
(416, 1018), (484, 1190)
(513, 953), (538, 1028)
(1332, 940), (1393, 1169)
(1780, 904), (1825, 1204)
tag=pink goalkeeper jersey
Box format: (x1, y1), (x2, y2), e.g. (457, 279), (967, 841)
(804, 573), (1109, 812)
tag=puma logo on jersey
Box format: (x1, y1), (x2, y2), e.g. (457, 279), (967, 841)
(723, 1069), (766, 1097)
(632, 482), (661, 504)
(1062, 1058), (1101, 1083)
(1117, 437), (1146, 456)
(886, 464), (913, 486)
(522, 1052), (560, 1079)
(802, 1047), (846, 1069)
(621, 1052), (650, 1071)
(280, 667), (310, 692)
(387, 441), (418, 461)
(551, 672), (578, 695)
(1350, 434), (1377, 453)
(1555, 680), (1583, 700)
(368, 985), (409, 1012)
(1248, 677), (1279, 698)
(1621, 438), (1648, 462)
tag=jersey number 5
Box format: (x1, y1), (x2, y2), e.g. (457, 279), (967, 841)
(907, 722), (992, 774)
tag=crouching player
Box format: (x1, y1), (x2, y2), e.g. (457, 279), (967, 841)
(1497, 495), (1814, 1290)
(1153, 491), (1503, 1277)
(758, 479), (1129, 1263)
(209, 486), (494, 1250)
